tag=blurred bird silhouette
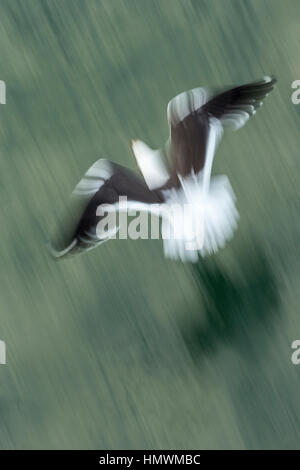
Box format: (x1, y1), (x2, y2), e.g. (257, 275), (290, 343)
(49, 77), (276, 262)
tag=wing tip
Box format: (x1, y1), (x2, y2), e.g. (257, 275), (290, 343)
(46, 239), (77, 260)
(263, 75), (277, 86)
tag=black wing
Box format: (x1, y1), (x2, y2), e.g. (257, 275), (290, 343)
(49, 159), (163, 258)
(166, 76), (276, 179)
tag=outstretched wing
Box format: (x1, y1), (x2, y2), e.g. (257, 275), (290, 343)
(49, 159), (163, 258)
(166, 76), (276, 178)
(201, 75), (276, 128)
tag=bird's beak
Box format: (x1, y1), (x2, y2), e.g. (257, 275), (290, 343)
(131, 139), (136, 147)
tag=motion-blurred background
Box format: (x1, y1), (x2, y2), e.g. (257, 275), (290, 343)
(0, 0), (300, 449)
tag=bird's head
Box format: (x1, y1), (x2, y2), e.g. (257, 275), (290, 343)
(131, 139), (149, 162)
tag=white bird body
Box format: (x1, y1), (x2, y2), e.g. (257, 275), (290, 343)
(131, 114), (237, 262)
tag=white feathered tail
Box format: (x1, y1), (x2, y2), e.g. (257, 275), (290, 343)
(161, 173), (239, 262)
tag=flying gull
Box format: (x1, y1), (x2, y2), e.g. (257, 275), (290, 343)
(49, 77), (276, 262)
